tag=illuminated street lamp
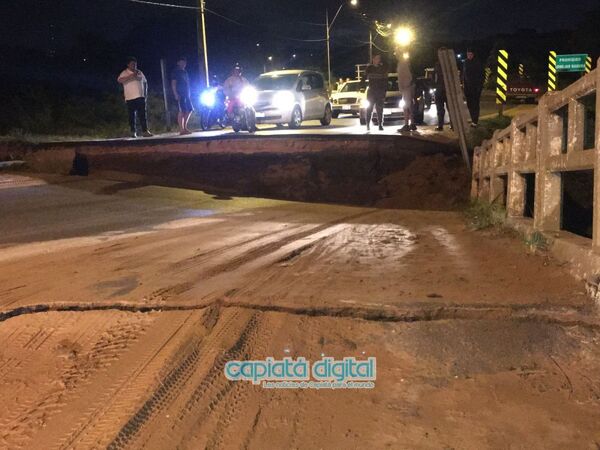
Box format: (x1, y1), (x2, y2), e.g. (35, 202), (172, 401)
(326, 0), (359, 89)
(394, 26), (415, 48)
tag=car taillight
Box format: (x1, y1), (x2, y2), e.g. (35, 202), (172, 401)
(534, 88), (540, 93)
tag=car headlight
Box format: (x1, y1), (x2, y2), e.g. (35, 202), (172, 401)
(360, 99), (370, 109)
(273, 91), (295, 111)
(200, 88), (217, 108)
(240, 86), (258, 106)
(399, 99), (406, 108)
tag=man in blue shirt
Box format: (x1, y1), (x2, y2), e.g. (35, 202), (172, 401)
(171, 57), (194, 135)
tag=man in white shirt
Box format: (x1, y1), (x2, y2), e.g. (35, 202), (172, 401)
(117, 57), (153, 138)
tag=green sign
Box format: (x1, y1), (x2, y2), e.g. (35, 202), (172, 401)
(556, 54), (588, 72)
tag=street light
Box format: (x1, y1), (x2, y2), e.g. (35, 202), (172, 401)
(394, 26), (414, 48)
(326, 0), (358, 89)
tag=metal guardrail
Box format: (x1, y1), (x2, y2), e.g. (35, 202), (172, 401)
(438, 48), (472, 171)
(472, 58), (599, 245)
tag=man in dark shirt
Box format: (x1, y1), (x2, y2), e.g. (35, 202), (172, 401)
(171, 57), (194, 135)
(462, 49), (484, 126)
(434, 59), (448, 131)
(364, 53), (388, 131)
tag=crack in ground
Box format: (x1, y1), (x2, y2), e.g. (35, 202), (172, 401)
(0, 299), (598, 330)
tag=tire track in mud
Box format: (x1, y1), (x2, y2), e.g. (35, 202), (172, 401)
(52, 311), (200, 450)
(200, 210), (378, 278)
(104, 307), (265, 449)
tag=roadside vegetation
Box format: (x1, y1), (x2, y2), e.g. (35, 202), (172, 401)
(467, 114), (512, 150)
(465, 199), (550, 254)
(0, 87), (188, 142)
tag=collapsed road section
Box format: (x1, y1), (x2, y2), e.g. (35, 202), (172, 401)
(3, 134), (470, 210)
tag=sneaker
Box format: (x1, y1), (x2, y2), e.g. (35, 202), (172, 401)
(142, 130), (154, 137)
(435, 126), (444, 132)
(378, 125), (384, 131)
(398, 125), (410, 133)
(470, 123), (478, 128)
(130, 132), (137, 138)
(410, 123), (418, 131)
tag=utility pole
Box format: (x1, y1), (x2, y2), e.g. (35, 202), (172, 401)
(326, 9), (331, 90)
(196, 0), (210, 87)
(369, 30), (373, 62)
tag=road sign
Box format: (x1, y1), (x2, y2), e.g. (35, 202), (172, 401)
(586, 56), (592, 74)
(556, 54), (588, 72)
(496, 50), (508, 105)
(548, 51), (557, 91)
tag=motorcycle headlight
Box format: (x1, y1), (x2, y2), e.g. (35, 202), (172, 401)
(273, 91), (295, 111)
(360, 99), (370, 109)
(240, 86), (258, 106)
(200, 89), (216, 107)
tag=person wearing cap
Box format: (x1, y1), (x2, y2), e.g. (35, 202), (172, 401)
(117, 57), (153, 138)
(462, 48), (484, 127)
(223, 65), (250, 117)
(171, 57), (194, 135)
(223, 65), (249, 101)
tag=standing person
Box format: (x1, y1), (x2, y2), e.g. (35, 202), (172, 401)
(364, 53), (388, 131)
(171, 57), (194, 135)
(117, 57), (152, 138)
(434, 58), (448, 131)
(396, 51), (417, 132)
(462, 48), (484, 127)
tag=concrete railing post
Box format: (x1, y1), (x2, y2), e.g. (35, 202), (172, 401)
(507, 119), (525, 216)
(534, 94), (562, 232)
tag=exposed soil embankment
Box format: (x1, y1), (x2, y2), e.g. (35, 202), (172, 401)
(4, 135), (470, 210)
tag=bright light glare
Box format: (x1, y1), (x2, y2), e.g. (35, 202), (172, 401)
(200, 89), (216, 107)
(350, 0), (358, 6)
(361, 99), (370, 108)
(273, 91), (295, 111)
(399, 99), (406, 108)
(394, 26), (414, 47)
(240, 87), (258, 106)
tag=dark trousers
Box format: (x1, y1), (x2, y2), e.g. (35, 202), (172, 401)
(435, 91), (447, 127)
(465, 87), (482, 124)
(367, 93), (385, 126)
(126, 97), (148, 133)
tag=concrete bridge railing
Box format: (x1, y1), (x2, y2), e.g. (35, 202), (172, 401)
(471, 58), (600, 278)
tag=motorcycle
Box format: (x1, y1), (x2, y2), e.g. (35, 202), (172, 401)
(199, 87), (227, 131)
(229, 86), (258, 134)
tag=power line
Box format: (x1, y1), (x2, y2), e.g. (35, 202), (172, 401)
(125, 0), (327, 42)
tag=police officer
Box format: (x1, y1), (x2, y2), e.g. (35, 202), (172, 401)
(364, 53), (388, 131)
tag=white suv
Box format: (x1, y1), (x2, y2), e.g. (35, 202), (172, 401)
(252, 70), (332, 129)
(331, 80), (365, 118)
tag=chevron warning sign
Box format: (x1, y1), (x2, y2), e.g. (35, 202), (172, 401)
(586, 56), (592, 74)
(548, 51), (557, 91)
(496, 50), (508, 105)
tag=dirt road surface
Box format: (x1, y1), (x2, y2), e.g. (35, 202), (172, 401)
(1, 173), (600, 449)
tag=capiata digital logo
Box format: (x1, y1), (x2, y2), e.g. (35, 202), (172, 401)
(224, 357), (376, 389)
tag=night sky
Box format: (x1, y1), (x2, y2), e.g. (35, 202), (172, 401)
(1, 0), (599, 84)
